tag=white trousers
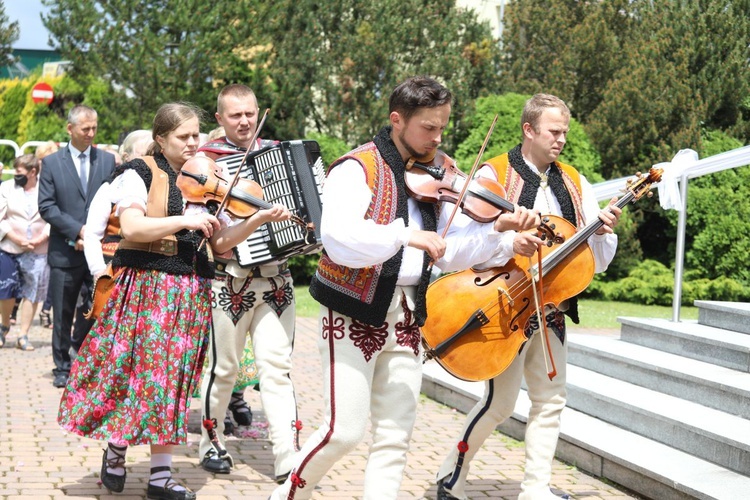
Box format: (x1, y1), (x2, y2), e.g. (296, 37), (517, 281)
(199, 270), (299, 476)
(271, 288), (423, 500)
(437, 314), (568, 500)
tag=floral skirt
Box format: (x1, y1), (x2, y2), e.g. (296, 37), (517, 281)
(57, 268), (212, 446)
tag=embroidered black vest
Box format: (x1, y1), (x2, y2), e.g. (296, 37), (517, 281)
(309, 127), (438, 327)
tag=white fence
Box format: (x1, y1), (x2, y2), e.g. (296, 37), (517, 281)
(592, 146), (750, 321)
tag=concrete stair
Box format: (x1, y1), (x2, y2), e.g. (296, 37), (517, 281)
(421, 300), (750, 500)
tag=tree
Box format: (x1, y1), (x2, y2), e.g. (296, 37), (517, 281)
(41, 0), (256, 135)
(453, 93), (602, 182)
(0, 2), (19, 66)
(499, 0), (632, 120)
(500, 0), (750, 176)
(239, 0), (504, 147)
(587, 0), (750, 177)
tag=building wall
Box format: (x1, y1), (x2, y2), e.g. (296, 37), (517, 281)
(456, 0), (508, 39)
(1, 49), (62, 79)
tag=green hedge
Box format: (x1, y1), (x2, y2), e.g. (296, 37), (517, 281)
(584, 259), (749, 306)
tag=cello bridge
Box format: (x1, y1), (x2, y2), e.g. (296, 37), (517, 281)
(498, 287), (514, 306)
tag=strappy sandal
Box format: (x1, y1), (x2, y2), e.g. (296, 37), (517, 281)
(100, 446), (127, 492)
(0, 325), (8, 348)
(147, 466), (196, 500)
(16, 335), (34, 351)
(39, 309), (52, 329)
(228, 391), (253, 426)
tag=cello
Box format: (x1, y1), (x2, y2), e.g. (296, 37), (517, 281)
(420, 166), (663, 382)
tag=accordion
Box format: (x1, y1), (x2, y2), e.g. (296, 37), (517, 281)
(215, 140), (325, 267)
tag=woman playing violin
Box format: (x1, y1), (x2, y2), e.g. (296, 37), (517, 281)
(271, 76), (538, 500)
(435, 94), (621, 500)
(57, 102), (288, 500)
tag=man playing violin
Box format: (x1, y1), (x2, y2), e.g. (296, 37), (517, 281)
(270, 76), (539, 500)
(435, 94), (621, 500)
(196, 84), (301, 484)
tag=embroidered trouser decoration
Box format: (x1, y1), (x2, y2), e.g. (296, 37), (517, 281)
(281, 291), (422, 500)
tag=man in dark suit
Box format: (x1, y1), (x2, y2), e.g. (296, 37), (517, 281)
(38, 105), (115, 388)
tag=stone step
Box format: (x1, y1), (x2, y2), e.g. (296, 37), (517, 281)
(421, 361), (750, 500)
(618, 317), (750, 372)
(565, 364), (750, 475)
(568, 333), (750, 418)
(696, 300), (750, 335)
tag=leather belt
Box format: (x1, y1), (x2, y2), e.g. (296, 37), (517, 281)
(215, 262), (288, 280)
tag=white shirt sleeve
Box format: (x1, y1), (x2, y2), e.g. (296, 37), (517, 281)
(83, 182), (112, 276)
(321, 158), (517, 283)
(435, 205), (509, 273)
(321, 159), (410, 268)
(580, 174), (618, 273)
(112, 169), (148, 216)
(472, 164), (618, 273)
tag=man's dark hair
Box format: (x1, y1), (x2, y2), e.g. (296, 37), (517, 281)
(389, 76), (452, 122)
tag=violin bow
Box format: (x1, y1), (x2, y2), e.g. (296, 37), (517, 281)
(440, 114), (499, 238)
(197, 108), (270, 251)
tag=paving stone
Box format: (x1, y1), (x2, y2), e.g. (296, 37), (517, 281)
(0, 318), (636, 499)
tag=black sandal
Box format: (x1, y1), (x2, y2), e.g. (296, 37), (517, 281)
(0, 325), (9, 348)
(100, 445), (127, 492)
(16, 335), (34, 351)
(39, 309), (52, 329)
(147, 466), (196, 500)
(228, 391), (253, 426)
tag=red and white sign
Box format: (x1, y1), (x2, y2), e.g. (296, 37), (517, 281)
(31, 82), (55, 105)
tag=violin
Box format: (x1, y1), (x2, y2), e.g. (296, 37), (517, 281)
(405, 150), (515, 223)
(176, 155), (307, 228)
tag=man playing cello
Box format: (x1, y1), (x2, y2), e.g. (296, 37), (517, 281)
(435, 94), (621, 500)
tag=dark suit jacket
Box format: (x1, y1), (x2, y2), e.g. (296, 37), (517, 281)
(38, 146), (116, 268)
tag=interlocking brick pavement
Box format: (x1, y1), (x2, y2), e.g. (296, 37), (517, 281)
(0, 317), (637, 499)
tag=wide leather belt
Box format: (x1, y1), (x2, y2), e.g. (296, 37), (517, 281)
(215, 262), (288, 280)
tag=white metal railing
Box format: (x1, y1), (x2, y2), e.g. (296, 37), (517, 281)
(593, 145), (750, 322)
(0, 139), (118, 175)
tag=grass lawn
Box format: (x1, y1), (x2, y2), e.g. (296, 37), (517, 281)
(294, 285), (698, 329)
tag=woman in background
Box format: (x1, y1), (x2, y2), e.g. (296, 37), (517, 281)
(0, 154), (50, 350)
(34, 141), (59, 329)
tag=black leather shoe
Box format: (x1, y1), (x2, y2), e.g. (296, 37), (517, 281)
(53, 374), (68, 388)
(200, 450), (231, 474)
(437, 478), (461, 500)
(100, 448), (126, 492)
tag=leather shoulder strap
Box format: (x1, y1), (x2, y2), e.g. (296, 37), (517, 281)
(117, 156), (178, 255)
